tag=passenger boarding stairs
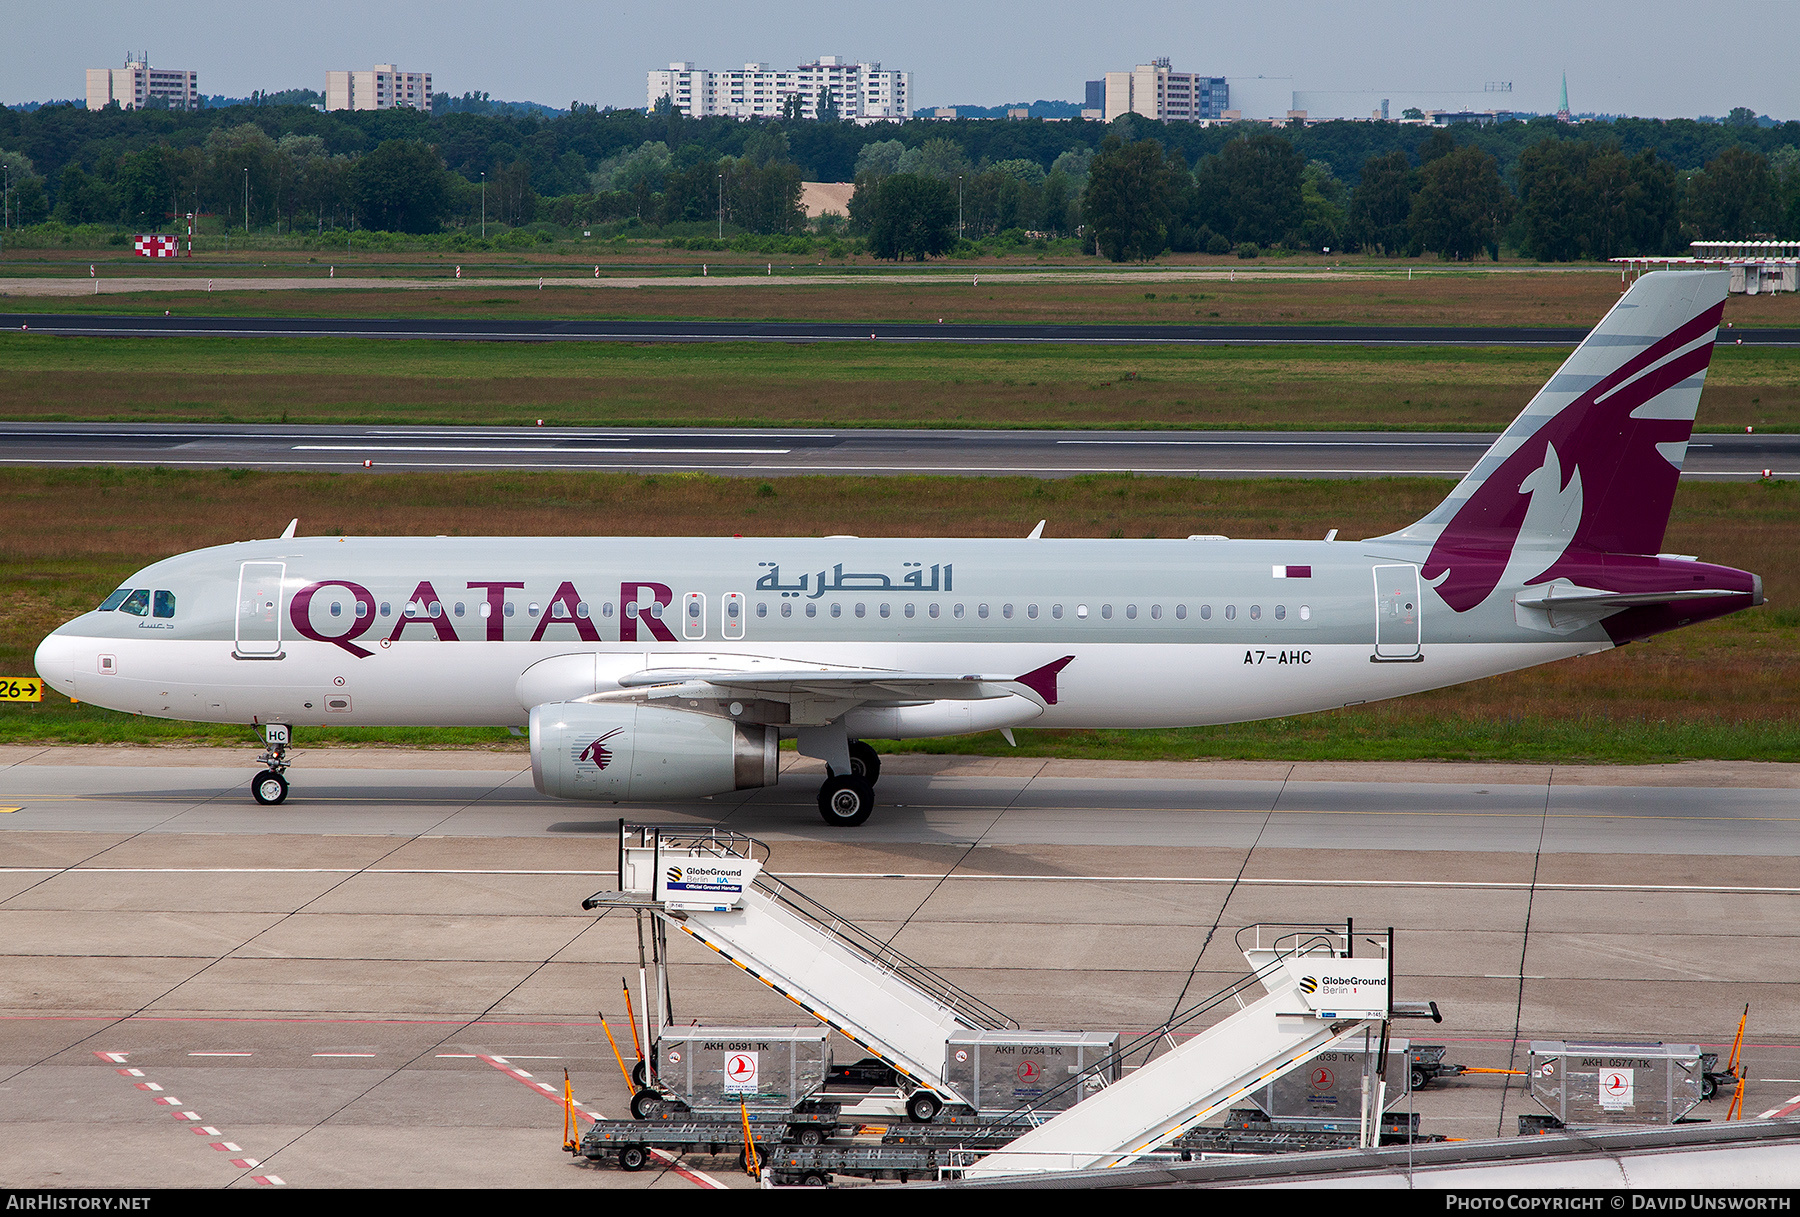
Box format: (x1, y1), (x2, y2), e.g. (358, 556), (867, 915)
(963, 924), (1396, 1178)
(584, 824), (1015, 1107)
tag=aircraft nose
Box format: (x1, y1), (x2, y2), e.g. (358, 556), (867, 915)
(34, 629), (82, 699)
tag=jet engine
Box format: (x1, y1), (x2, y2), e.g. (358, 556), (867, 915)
(529, 702), (778, 801)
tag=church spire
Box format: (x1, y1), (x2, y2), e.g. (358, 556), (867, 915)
(1556, 71), (1573, 122)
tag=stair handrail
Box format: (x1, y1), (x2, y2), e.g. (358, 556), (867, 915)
(751, 870), (1019, 1032)
(981, 923), (1354, 1126)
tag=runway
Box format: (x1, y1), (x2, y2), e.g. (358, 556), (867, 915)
(7, 311), (1800, 347)
(1, 748), (1796, 1187)
(4, 422), (1796, 479)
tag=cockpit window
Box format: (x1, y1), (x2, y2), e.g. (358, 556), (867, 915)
(153, 590), (176, 618)
(118, 589), (151, 617)
(98, 589), (131, 611)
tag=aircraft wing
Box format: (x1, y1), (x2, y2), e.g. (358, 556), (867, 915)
(616, 656), (1075, 707)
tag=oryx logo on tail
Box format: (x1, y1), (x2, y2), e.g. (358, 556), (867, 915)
(1378, 271), (1730, 613)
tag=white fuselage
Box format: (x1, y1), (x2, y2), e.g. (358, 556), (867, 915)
(35, 535), (1605, 735)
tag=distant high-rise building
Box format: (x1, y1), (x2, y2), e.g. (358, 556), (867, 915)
(1102, 59), (1228, 122)
(326, 65), (432, 113)
(647, 57), (910, 121)
(86, 55), (199, 111)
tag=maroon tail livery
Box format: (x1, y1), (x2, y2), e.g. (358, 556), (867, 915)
(1379, 271), (1741, 619)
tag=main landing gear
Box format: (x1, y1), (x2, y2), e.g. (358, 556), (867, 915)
(816, 739), (882, 828)
(251, 724), (291, 806)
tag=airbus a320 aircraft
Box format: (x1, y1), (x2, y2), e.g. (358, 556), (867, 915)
(35, 270), (1761, 826)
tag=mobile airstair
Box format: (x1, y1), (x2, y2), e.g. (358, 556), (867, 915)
(960, 923), (1398, 1177)
(582, 823), (1016, 1117)
(579, 826), (1433, 1185)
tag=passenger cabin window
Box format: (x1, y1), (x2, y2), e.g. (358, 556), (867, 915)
(1175, 605), (1185, 620)
(119, 589), (151, 617)
(1300, 605), (1312, 620)
(1200, 605), (1211, 620)
(879, 604), (890, 618)
(757, 603), (768, 618)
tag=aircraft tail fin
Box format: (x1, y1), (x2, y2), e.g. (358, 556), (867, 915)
(1378, 269), (1729, 612)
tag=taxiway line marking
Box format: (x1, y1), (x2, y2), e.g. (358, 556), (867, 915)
(9, 865), (1800, 895)
(291, 445), (793, 455)
(1757, 1094), (1800, 1119)
(95, 1049), (276, 1182)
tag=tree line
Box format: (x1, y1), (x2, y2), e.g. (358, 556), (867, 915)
(2, 98), (1798, 254)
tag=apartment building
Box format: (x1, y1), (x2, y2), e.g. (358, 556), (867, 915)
(1102, 59), (1227, 122)
(647, 57), (910, 121)
(85, 57), (199, 111)
(326, 65), (432, 113)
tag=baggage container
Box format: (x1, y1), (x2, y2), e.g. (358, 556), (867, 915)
(944, 1030), (1120, 1116)
(1528, 1041), (1704, 1127)
(657, 1025), (829, 1114)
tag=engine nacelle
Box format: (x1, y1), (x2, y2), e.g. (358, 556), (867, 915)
(529, 702), (778, 801)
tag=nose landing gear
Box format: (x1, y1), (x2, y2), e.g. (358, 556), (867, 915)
(251, 723), (291, 805)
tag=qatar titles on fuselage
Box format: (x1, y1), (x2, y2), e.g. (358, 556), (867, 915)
(33, 270), (1764, 825)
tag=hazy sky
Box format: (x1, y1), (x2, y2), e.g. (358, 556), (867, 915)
(9, 1), (1798, 119)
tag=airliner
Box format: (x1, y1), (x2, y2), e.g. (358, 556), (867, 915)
(33, 270), (1761, 826)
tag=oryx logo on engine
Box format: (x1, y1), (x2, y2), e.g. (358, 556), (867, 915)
(577, 728), (623, 770)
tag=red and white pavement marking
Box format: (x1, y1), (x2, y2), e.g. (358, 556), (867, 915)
(1757, 1093), (1800, 1119)
(476, 1053), (727, 1190)
(95, 1051), (285, 1185)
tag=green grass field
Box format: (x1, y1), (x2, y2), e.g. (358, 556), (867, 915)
(4, 335), (1800, 432)
(3, 468), (1794, 762)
